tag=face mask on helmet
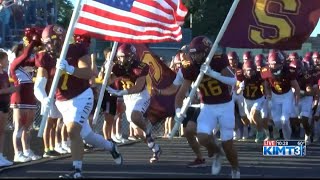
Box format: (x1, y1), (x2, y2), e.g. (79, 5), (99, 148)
(243, 51), (252, 62)
(244, 68), (255, 78)
(116, 44), (136, 69)
(42, 25), (65, 57)
(269, 62), (283, 76)
(188, 36), (212, 66)
(189, 50), (205, 65)
(43, 37), (63, 57)
(243, 61), (256, 78)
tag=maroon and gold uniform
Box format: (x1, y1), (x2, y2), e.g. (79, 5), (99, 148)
(112, 60), (149, 91)
(297, 73), (315, 95)
(243, 73), (264, 100)
(182, 54), (231, 104)
(234, 63), (244, 82)
(35, 43), (90, 101)
(261, 66), (296, 95)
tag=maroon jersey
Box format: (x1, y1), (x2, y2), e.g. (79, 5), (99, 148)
(36, 43), (90, 101)
(261, 66), (296, 95)
(234, 63), (244, 82)
(297, 73), (314, 94)
(0, 72), (11, 103)
(182, 54), (232, 104)
(243, 73), (264, 100)
(112, 60), (149, 90)
(35, 51), (55, 93)
(312, 68), (320, 86)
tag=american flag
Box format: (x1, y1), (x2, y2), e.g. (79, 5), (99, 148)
(74, 0), (188, 43)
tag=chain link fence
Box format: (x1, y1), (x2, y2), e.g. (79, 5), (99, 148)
(6, 103), (167, 139)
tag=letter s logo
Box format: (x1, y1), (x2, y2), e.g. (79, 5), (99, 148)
(249, 0), (301, 45)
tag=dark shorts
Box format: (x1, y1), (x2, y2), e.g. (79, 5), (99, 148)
(182, 107), (200, 128)
(101, 91), (117, 116)
(0, 101), (10, 113)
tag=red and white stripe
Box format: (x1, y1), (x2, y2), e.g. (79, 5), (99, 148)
(74, 0), (188, 43)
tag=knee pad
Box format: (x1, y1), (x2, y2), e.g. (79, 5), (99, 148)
(220, 128), (233, 141)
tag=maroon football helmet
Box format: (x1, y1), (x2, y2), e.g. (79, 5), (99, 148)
(227, 51), (239, 69)
(188, 36), (212, 65)
(312, 51), (320, 66)
(254, 54), (265, 71)
(41, 24), (65, 57)
(305, 52), (312, 58)
(74, 34), (91, 48)
(242, 60), (256, 78)
(288, 52), (299, 61)
(268, 50), (285, 76)
(289, 58), (304, 75)
(116, 43), (137, 68)
(302, 56), (314, 70)
(242, 51), (253, 62)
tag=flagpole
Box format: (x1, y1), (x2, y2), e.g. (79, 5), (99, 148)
(37, 0), (83, 137)
(92, 42), (118, 125)
(169, 0), (240, 139)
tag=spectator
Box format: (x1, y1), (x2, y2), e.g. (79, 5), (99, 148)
(0, 51), (16, 167)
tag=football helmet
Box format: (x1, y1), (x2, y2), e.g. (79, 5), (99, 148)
(242, 60), (256, 78)
(188, 36), (212, 65)
(305, 52), (312, 58)
(74, 34), (91, 48)
(268, 50), (285, 76)
(289, 58), (304, 76)
(242, 51), (252, 62)
(288, 52), (299, 62)
(254, 54), (265, 71)
(41, 24), (65, 57)
(227, 51), (239, 69)
(302, 56), (314, 70)
(116, 43), (137, 68)
(312, 51), (320, 65)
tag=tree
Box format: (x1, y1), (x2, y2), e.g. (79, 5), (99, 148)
(57, 0), (74, 28)
(183, 0), (233, 38)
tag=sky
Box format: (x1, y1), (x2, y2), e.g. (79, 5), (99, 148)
(311, 21), (320, 37)
(69, 0), (320, 37)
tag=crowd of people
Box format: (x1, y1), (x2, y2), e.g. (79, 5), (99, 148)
(0, 23), (319, 179)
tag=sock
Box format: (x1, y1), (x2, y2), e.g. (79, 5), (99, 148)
(73, 161), (82, 171)
(24, 149), (32, 155)
(45, 148), (50, 152)
(62, 141), (68, 147)
(16, 151), (23, 156)
(56, 142), (61, 148)
(83, 132), (113, 151)
(152, 144), (160, 152)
